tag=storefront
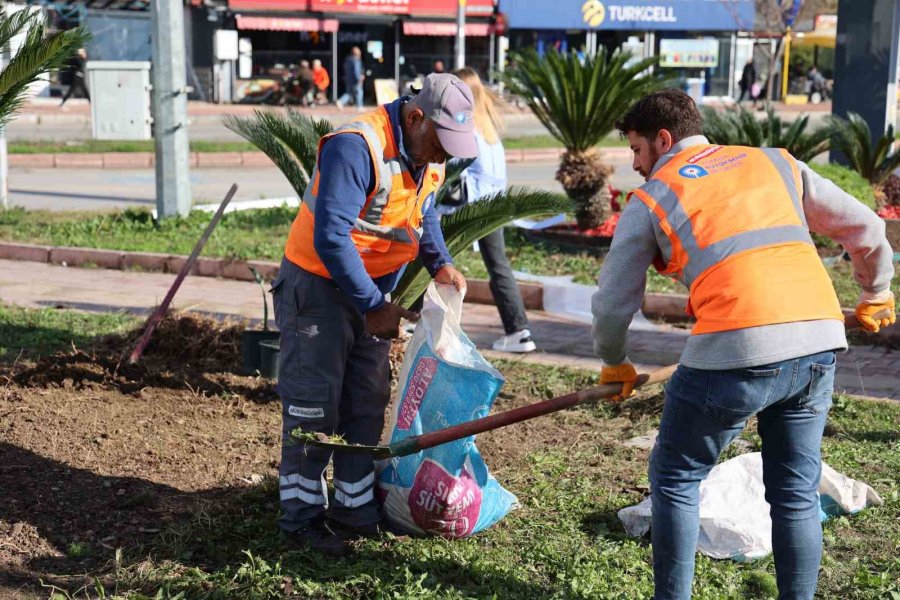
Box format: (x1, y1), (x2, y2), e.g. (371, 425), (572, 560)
(498, 0), (756, 100)
(212, 0), (496, 103)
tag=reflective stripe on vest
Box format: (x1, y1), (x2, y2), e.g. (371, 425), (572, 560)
(630, 144), (843, 334)
(284, 107), (446, 279)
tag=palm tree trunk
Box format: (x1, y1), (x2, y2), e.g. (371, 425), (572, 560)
(556, 148), (613, 230)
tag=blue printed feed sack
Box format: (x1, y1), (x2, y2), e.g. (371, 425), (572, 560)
(377, 284), (518, 537)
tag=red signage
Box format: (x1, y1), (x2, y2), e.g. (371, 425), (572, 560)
(309, 0), (493, 17)
(229, 0), (310, 11)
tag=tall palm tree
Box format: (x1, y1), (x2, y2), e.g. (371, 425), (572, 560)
(0, 9), (88, 128)
(225, 110), (572, 309)
(501, 47), (668, 230)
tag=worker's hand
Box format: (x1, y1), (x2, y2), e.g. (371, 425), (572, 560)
(366, 302), (419, 339)
(600, 362), (639, 402)
(855, 290), (896, 333)
(434, 265), (467, 293)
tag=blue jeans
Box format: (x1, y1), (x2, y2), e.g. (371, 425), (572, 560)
(650, 351), (836, 600)
(338, 83), (364, 108)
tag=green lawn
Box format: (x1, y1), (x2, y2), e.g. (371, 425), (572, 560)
(0, 303), (137, 360)
(2, 308), (897, 599)
(1, 207), (894, 309)
(504, 134), (629, 150)
(106, 387), (898, 600)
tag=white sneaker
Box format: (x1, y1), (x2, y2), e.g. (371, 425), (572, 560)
(491, 329), (536, 353)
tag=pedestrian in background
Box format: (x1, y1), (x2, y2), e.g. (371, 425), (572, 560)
(60, 48), (89, 107)
(312, 58), (330, 104)
(454, 67), (536, 353)
(738, 58), (755, 103)
(337, 46), (364, 109)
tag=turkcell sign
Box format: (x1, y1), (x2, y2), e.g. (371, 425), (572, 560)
(607, 5), (677, 23)
(500, 0), (754, 32)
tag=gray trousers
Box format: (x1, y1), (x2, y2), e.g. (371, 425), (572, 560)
(272, 258), (391, 532)
(479, 228), (529, 334)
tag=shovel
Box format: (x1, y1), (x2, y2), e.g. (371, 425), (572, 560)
(301, 364), (679, 460)
(299, 310), (891, 459)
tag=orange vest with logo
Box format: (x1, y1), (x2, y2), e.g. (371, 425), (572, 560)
(285, 106), (446, 279)
(629, 144), (843, 335)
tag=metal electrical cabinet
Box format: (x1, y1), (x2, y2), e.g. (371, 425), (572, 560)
(86, 61), (153, 140)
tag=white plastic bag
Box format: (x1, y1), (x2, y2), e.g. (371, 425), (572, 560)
(618, 452), (882, 561)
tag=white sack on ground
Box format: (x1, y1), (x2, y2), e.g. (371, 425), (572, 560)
(618, 452), (883, 561)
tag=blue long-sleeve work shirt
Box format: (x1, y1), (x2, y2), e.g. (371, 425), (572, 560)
(312, 97), (453, 314)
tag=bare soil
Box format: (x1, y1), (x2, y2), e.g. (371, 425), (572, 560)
(0, 315), (658, 598)
(0, 315), (282, 595)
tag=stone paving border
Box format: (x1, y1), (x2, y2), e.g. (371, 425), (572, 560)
(1, 240), (895, 345)
(6, 147), (632, 170)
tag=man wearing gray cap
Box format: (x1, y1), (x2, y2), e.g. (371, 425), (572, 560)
(273, 73), (477, 555)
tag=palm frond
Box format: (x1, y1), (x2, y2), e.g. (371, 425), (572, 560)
(826, 112), (900, 186)
(435, 158), (475, 206)
(501, 48), (669, 153)
(0, 12), (88, 128)
(700, 104), (829, 162)
(392, 188), (573, 308)
(224, 110), (334, 196)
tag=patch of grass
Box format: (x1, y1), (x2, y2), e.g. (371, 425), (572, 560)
(0, 205), (294, 261)
(0, 304), (137, 361)
(66, 541), (91, 559)
(810, 163), (877, 210)
(8, 139), (258, 154)
(504, 133), (628, 150)
(0, 207), (894, 310)
(81, 365), (896, 600)
(0, 328), (895, 599)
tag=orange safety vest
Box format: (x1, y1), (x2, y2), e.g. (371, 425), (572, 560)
(629, 144), (843, 335)
(285, 106), (446, 279)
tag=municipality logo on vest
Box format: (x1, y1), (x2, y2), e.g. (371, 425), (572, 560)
(678, 165), (709, 179)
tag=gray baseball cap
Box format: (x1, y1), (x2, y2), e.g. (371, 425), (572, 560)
(411, 73), (478, 159)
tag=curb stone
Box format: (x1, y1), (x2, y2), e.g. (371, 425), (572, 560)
(0, 240), (895, 344)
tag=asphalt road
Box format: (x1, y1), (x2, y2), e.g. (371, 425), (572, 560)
(8, 160), (645, 212)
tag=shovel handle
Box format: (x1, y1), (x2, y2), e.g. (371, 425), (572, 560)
(389, 363), (679, 458)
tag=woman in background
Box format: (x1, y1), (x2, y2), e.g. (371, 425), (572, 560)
(454, 67), (536, 353)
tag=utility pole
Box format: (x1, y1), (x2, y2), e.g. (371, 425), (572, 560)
(151, 0), (191, 218)
(455, 0), (466, 70)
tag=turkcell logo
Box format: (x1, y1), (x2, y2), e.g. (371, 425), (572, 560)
(678, 165), (709, 179)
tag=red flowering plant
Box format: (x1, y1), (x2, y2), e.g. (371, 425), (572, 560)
(580, 185), (626, 237)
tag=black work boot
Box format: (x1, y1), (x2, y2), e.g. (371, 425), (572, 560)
(329, 519), (384, 542)
(279, 518), (351, 557)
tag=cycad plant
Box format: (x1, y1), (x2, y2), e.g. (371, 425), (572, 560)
(392, 188), (572, 308)
(700, 105), (830, 163)
(501, 47), (667, 230)
(0, 9), (88, 128)
(225, 110), (572, 309)
(825, 112), (900, 188)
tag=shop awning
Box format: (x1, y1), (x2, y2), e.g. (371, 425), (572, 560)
(402, 21), (491, 36)
(792, 31), (836, 49)
(235, 15), (338, 32)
